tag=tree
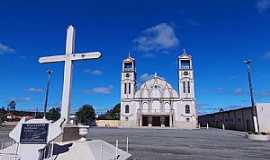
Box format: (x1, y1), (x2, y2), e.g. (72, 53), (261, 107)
(76, 104), (96, 126)
(98, 103), (120, 120)
(219, 108), (224, 112)
(46, 107), (60, 121)
(0, 108), (7, 126)
(7, 100), (16, 111)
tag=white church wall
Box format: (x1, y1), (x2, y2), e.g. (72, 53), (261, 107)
(175, 101), (196, 121)
(152, 100), (161, 113)
(120, 101), (140, 128)
(164, 102), (171, 112)
(173, 100), (197, 129)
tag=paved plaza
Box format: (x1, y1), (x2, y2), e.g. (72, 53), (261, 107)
(87, 128), (270, 160)
(0, 126), (13, 145)
(1, 127), (270, 159)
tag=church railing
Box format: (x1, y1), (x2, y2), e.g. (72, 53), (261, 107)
(139, 109), (173, 113)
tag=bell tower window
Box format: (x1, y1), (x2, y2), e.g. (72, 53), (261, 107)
(124, 62), (132, 71)
(181, 60), (191, 70)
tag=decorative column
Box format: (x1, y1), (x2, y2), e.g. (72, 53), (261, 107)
(169, 114), (172, 128)
(169, 108), (174, 128)
(160, 116), (165, 127)
(140, 115), (143, 127)
(137, 108), (141, 127)
(148, 116), (152, 127)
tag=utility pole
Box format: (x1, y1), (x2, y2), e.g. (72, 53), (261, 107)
(43, 70), (53, 119)
(244, 60), (259, 133)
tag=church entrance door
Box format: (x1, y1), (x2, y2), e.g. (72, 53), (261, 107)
(142, 116), (148, 126)
(165, 116), (170, 127)
(152, 116), (161, 126)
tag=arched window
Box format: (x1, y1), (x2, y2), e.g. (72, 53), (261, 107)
(185, 105), (190, 114)
(187, 81), (191, 93)
(124, 83), (127, 94)
(125, 105), (130, 113)
(183, 82), (186, 93)
(128, 83), (131, 94)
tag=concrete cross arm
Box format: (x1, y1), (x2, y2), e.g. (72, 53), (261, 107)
(39, 55), (66, 64)
(71, 51), (102, 61)
(39, 52), (102, 64)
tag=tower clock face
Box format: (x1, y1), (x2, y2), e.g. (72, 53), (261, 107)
(126, 73), (130, 78)
(183, 71), (189, 76)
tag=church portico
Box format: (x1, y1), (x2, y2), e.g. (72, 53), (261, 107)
(141, 115), (171, 127)
(120, 51), (197, 129)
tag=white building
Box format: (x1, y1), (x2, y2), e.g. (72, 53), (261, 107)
(120, 51), (197, 128)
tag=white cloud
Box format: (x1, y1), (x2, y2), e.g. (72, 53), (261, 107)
(258, 90), (270, 97)
(25, 87), (43, 93)
(21, 97), (31, 102)
(228, 75), (238, 81)
(139, 73), (153, 82)
(0, 43), (15, 55)
(7, 97), (32, 103)
(233, 88), (244, 96)
(142, 53), (156, 58)
(84, 69), (103, 76)
(212, 88), (225, 94)
(262, 51), (270, 59)
(256, 0), (270, 13)
(133, 23), (179, 52)
(84, 85), (113, 94)
(186, 19), (200, 26)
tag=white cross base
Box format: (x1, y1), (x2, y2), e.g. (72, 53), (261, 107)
(39, 25), (102, 123)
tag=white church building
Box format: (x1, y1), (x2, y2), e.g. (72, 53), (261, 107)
(120, 51), (197, 129)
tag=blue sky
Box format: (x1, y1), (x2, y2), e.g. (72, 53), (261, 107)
(0, 0), (270, 115)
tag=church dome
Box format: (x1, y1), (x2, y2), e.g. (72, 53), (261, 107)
(135, 74), (178, 98)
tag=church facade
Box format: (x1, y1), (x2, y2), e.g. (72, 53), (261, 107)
(120, 51), (197, 129)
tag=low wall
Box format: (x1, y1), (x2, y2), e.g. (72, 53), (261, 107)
(198, 107), (255, 132)
(96, 120), (121, 128)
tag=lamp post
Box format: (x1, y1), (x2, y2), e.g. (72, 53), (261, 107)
(243, 59), (259, 133)
(43, 69), (53, 119)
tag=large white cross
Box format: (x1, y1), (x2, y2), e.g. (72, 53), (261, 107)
(39, 25), (102, 123)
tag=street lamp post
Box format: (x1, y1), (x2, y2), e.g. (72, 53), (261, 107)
(43, 70), (53, 119)
(244, 59), (259, 133)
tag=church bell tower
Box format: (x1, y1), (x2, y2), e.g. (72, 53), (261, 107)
(178, 50), (195, 100)
(121, 54), (136, 100)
